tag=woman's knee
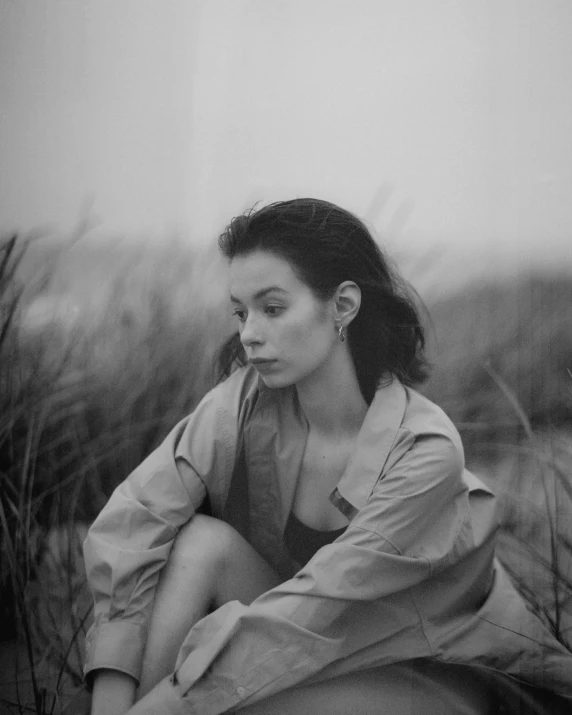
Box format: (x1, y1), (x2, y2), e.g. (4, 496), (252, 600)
(169, 514), (238, 570)
(168, 513), (281, 606)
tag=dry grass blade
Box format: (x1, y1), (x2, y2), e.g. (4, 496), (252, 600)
(482, 364), (572, 650)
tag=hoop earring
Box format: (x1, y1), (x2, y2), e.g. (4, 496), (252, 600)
(338, 324), (345, 342)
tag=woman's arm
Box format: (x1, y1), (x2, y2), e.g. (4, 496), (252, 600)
(83, 371), (249, 690)
(83, 415), (204, 685)
(91, 670), (137, 715)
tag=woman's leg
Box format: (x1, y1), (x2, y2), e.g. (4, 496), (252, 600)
(240, 661), (493, 715)
(137, 518), (492, 714)
(137, 514), (281, 697)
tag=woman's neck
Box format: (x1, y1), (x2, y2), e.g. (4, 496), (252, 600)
(295, 350), (368, 438)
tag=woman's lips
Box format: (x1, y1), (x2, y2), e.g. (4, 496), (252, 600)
(249, 358), (277, 372)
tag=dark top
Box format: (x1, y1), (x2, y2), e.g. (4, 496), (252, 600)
(284, 510), (347, 567)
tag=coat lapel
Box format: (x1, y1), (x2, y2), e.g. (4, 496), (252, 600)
(332, 377), (407, 517)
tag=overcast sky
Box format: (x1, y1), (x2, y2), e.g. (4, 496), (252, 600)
(1, 0), (571, 286)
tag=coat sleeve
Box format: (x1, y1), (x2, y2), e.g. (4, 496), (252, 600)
(129, 428), (470, 715)
(82, 371), (251, 685)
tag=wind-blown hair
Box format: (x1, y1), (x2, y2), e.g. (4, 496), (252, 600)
(217, 198), (429, 403)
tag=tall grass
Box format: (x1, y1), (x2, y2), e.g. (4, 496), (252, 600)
(0, 232), (570, 713)
(421, 271), (572, 652)
(0, 232), (229, 713)
(423, 274), (572, 444)
(477, 368), (572, 648)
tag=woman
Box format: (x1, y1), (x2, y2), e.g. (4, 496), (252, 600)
(84, 199), (572, 715)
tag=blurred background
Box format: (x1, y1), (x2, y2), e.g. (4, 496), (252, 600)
(2, 0), (572, 280)
(1, 1), (571, 713)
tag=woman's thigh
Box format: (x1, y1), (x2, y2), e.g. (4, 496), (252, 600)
(240, 661), (493, 715)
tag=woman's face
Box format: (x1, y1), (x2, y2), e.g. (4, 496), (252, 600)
(229, 250), (339, 389)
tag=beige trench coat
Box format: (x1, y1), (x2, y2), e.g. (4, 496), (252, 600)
(83, 366), (572, 714)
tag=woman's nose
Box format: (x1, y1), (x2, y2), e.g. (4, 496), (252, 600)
(240, 315), (263, 346)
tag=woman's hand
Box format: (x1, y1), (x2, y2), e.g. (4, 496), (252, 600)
(90, 669), (137, 715)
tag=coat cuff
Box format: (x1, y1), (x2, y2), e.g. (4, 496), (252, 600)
(84, 620), (147, 688)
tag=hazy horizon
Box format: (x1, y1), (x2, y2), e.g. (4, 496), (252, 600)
(1, 0), (571, 289)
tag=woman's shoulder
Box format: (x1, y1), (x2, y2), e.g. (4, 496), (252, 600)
(197, 364), (263, 415)
(368, 380), (465, 483)
(169, 366), (264, 476)
(401, 383), (463, 448)
(173, 365), (288, 458)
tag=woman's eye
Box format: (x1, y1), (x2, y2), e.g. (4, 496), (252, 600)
(265, 305), (284, 317)
(233, 309), (247, 322)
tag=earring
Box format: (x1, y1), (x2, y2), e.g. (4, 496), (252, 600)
(338, 324), (345, 342)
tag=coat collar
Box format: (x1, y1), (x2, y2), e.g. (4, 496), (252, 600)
(254, 371), (408, 521)
(331, 376), (407, 518)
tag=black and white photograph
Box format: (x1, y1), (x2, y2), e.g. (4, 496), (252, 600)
(1, 2), (571, 713)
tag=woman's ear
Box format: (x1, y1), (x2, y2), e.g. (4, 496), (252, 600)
(333, 281), (361, 328)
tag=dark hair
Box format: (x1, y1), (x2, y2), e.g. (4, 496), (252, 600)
(217, 198), (429, 403)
